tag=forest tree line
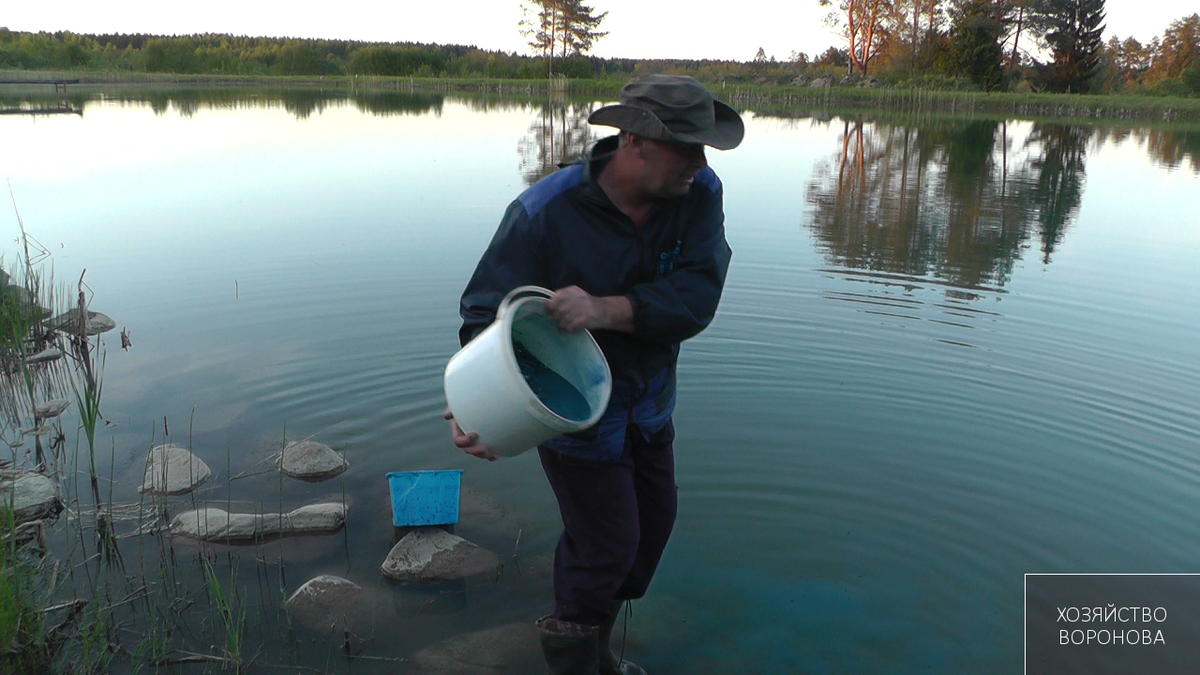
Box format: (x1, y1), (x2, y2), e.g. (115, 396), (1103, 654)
(807, 0), (1198, 95)
(1, 4), (1197, 96)
(0, 28), (746, 81)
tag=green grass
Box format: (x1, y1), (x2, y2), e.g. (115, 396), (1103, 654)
(202, 558), (245, 671)
(1, 509), (50, 675)
(719, 83), (1200, 121)
(6, 65), (1199, 120)
(4, 67), (1199, 119)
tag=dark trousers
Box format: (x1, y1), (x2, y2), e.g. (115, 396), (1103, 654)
(537, 420), (678, 626)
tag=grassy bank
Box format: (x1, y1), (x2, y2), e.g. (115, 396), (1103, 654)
(721, 83), (1200, 122)
(4, 69), (1199, 121)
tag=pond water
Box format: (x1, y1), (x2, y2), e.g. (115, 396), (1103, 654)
(3, 86), (1200, 673)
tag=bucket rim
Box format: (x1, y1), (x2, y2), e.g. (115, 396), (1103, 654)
(386, 469), (464, 479)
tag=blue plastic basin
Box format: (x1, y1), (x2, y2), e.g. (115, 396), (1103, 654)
(386, 470), (463, 526)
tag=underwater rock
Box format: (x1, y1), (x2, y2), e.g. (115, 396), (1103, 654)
(280, 440), (348, 481)
(285, 575), (364, 627)
(34, 398), (71, 419)
(0, 471), (64, 523)
(410, 622), (542, 674)
(170, 502), (347, 542)
(140, 444), (212, 495)
(380, 527), (500, 583)
(45, 309), (117, 336)
(458, 486), (516, 537)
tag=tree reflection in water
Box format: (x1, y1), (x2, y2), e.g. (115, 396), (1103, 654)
(804, 116), (1096, 290)
(518, 99), (600, 186)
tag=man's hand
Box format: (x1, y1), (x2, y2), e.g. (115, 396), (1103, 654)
(444, 407), (498, 461)
(546, 286), (634, 333)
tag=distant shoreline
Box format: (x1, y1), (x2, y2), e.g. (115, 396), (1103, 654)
(4, 70), (1199, 122)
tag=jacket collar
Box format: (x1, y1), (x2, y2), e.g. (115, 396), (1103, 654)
(580, 135), (620, 205)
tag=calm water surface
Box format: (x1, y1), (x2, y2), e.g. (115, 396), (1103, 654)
(3, 87), (1200, 674)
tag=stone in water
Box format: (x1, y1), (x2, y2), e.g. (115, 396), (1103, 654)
(34, 399), (71, 419)
(380, 527), (500, 582)
(28, 347), (63, 364)
(141, 444), (212, 495)
(170, 502), (347, 542)
(46, 309), (117, 335)
(0, 471), (64, 523)
(280, 440), (348, 481)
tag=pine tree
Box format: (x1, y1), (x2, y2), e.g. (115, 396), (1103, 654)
(519, 0), (608, 78)
(943, 0), (1006, 90)
(560, 1), (608, 57)
(1030, 0), (1106, 93)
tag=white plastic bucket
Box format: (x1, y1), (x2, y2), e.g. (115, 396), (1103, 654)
(444, 286), (612, 458)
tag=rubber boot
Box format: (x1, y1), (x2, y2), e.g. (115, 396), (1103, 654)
(597, 602), (648, 675)
(537, 616), (601, 675)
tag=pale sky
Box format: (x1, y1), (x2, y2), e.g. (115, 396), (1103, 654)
(4, 0), (1196, 63)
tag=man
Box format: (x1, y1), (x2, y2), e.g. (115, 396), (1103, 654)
(446, 74), (743, 675)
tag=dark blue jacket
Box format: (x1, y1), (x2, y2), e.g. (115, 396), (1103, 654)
(459, 135), (731, 460)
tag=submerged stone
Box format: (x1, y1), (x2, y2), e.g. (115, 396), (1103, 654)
(45, 309), (117, 336)
(285, 575), (364, 628)
(141, 444), (212, 495)
(0, 471), (64, 523)
(170, 502), (347, 542)
(380, 527), (500, 583)
(410, 622), (542, 674)
(34, 398), (71, 419)
(280, 440), (348, 481)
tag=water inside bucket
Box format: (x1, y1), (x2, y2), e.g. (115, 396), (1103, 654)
(513, 340), (592, 421)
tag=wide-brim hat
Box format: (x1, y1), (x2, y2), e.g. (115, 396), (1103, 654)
(588, 75), (744, 151)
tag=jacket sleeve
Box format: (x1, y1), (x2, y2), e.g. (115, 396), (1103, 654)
(626, 185), (732, 345)
(458, 201), (546, 347)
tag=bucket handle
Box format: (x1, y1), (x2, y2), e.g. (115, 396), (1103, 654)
(498, 285), (555, 319)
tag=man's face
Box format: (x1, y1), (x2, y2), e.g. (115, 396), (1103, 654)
(637, 137), (708, 199)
